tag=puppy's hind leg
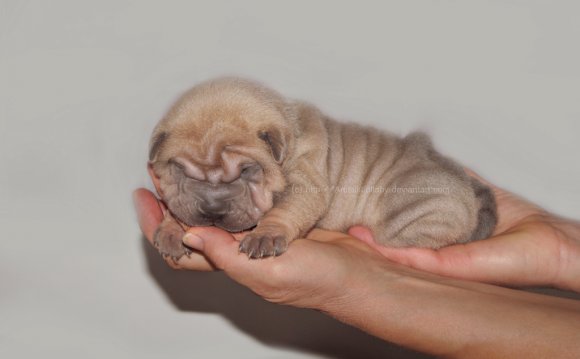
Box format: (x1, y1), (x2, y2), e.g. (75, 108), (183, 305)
(374, 194), (476, 249)
(468, 177), (498, 241)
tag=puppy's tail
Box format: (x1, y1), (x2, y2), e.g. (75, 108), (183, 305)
(469, 178), (498, 241)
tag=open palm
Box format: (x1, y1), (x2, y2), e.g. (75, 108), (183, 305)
(348, 170), (580, 292)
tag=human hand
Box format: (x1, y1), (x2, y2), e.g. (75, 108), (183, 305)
(133, 188), (395, 308)
(134, 187), (580, 358)
(348, 170), (580, 292)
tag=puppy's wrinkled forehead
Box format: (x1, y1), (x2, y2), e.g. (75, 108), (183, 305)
(150, 78), (290, 183)
(169, 118), (256, 184)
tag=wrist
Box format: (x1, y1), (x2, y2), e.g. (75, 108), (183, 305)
(552, 219), (580, 292)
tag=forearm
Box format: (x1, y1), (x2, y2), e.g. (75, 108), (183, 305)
(320, 265), (580, 358)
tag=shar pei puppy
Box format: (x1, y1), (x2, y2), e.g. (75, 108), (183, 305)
(147, 77), (496, 261)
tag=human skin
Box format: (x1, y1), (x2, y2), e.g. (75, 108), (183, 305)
(133, 172), (580, 357)
(348, 170), (580, 293)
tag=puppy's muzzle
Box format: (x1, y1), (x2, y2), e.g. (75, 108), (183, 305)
(173, 156), (261, 227)
(198, 197), (230, 221)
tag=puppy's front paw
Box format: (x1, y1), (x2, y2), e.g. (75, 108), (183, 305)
(239, 232), (289, 259)
(153, 222), (192, 263)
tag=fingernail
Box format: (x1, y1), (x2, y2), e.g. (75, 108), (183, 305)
(183, 233), (204, 251)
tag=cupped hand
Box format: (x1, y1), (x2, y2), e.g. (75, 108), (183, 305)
(133, 188), (394, 308)
(348, 170), (580, 292)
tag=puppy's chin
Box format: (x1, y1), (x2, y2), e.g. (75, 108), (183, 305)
(214, 221), (257, 233)
(174, 215), (212, 228)
(175, 212), (259, 233)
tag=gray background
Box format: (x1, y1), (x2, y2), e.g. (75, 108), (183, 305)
(1, 1), (579, 358)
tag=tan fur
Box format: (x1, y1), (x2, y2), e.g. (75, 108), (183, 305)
(148, 77), (497, 260)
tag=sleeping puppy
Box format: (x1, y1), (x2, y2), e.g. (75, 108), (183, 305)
(148, 77), (497, 261)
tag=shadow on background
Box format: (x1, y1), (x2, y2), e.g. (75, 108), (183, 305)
(142, 238), (430, 359)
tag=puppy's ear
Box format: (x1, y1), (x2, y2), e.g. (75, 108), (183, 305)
(259, 129), (286, 163)
(149, 131), (168, 162)
(147, 162), (163, 197)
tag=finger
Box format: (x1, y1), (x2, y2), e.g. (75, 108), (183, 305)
(347, 225), (545, 285)
(463, 167), (533, 235)
(305, 228), (354, 243)
(347, 226), (375, 245)
(346, 226), (463, 266)
(370, 233), (548, 286)
(182, 227), (288, 287)
(463, 167), (507, 206)
(463, 167), (490, 186)
(182, 227), (244, 271)
(347, 226), (453, 270)
(133, 188), (164, 242)
(231, 230), (250, 241)
(170, 251), (217, 271)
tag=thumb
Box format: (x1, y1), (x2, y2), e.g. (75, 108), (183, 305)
(182, 227), (240, 270)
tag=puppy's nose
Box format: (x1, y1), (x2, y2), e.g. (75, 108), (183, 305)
(199, 198), (229, 217)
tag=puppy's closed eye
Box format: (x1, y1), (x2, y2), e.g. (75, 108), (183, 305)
(240, 163), (263, 182)
(168, 159), (187, 177)
(169, 158), (184, 170)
